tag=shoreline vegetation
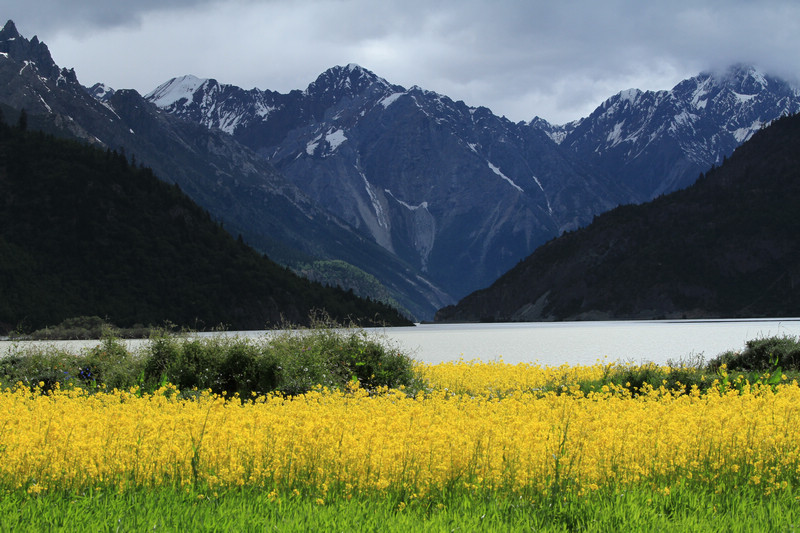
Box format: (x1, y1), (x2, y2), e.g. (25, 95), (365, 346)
(2, 323), (800, 531)
(5, 316), (158, 341)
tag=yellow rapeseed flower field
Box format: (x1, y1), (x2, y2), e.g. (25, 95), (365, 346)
(2, 361), (799, 500)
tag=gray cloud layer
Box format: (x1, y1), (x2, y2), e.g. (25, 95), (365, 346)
(3, 0), (799, 123)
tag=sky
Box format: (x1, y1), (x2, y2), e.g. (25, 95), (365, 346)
(2, 0), (799, 125)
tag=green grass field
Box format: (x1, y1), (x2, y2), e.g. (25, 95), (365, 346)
(3, 482), (799, 532)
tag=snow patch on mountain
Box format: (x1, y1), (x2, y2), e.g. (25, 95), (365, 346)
(326, 128), (347, 150)
(606, 121), (625, 146)
(37, 93), (51, 113)
(487, 162), (524, 192)
(732, 120), (763, 142)
(385, 190), (429, 211)
(379, 92), (405, 108)
(147, 75), (206, 107)
(306, 128), (347, 155)
(733, 92), (757, 104)
(359, 170), (388, 229)
(305, 135), (321, 155)
(254, 101), (275, 119)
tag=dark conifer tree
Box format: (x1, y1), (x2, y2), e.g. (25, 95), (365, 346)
(16, 108), (27, 131)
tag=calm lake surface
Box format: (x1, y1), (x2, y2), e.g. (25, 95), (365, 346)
(3, 319), (800, 367)
(366, 319), (800, 366)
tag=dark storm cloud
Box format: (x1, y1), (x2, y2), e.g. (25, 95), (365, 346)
(1, 0), (219, 31)
(2, 0), (798, 123)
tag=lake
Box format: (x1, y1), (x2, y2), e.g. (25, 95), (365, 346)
(365, 318), (800, 366)
(3, 318), (800, 366)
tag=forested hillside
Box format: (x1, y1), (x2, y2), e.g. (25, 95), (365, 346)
(0, 116), (410, 333)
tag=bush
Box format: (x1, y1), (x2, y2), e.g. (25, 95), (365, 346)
(140, 323), (421, 398)
(13, 316), (154, 341)
(707, 335), (800, 372)
(81, 336), (144, 390)
(0, 335), (143, 392)
(142, 333), (280, 397)
(0, 346), (79, 391)
(2, 322), (422, 398)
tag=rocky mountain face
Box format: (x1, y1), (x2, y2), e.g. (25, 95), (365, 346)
(148, 62), (800, 316)
(435, 112), (800, 322)
(533, 65), (800, 201)
(0, 21), (444, 320)
(147, 65), (631, 302)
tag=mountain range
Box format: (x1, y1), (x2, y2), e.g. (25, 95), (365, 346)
(142, 61), (800, 318)
(2, 19), (799, 321)
(435, 111), (800, 322)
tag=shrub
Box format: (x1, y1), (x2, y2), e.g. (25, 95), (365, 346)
(12, 316), (155, 341)
(0, 347), (77, 391)
(613, 362), (664, 394)
(140, 323), (421, 398)
(662, 354), (707, 394)
(81, 336), (144, 390)
(267, 326), (421, 396)
(0, 335), (144, 392)
(707, 335), (800, 372)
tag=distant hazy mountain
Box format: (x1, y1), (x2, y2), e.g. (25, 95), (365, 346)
(435, 112), (800, 322)
(531, 65), (800, 201)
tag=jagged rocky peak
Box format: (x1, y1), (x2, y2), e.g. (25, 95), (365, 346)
(0, 19), (59, 78)
(0, 19), (19, 39)
(305, 63), (396, 98)
(87, 82), (115, 101)
(146, 74), (215, 108)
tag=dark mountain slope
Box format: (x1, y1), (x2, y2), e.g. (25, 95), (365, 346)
(0, 123), (410, 334)
(436, 113), (800, 322)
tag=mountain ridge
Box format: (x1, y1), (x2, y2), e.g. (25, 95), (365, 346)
(533, 64), (800, 200)
(147, 62), (632, 302)
(145, 59), (800, 315)
(0, 20), (442, 319)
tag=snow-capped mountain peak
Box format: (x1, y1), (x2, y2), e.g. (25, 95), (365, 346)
(532, 63), (800, 201)
(145, 75), (211, 108)
(712, 64), (769, 93)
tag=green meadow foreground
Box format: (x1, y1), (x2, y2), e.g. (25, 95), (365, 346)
(1, 329), (800, 531)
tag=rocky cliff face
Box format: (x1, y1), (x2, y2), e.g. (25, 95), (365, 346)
(147, 65), (631, 300)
